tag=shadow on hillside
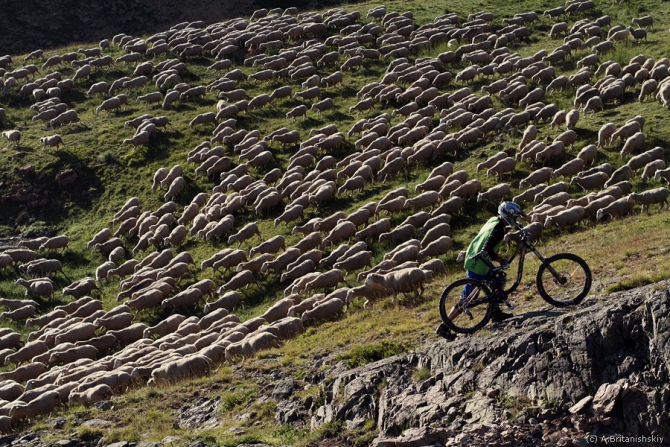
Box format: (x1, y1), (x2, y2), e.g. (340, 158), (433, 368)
(506, 308), (565, 325)
(59, 123), (92, 136)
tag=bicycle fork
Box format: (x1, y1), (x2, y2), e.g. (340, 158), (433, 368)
(530, 245), (567, 284)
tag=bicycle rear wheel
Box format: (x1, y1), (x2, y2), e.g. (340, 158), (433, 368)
(536, 253), (591, 307)
(439, 278), (493, 334)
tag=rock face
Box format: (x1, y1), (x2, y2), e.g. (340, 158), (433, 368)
(310, 281), (670, 446)
(178, 396), (221, 430)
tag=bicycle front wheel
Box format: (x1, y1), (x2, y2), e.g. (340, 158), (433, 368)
(439, 278), (493, 334)
(536, 253), (592, 307)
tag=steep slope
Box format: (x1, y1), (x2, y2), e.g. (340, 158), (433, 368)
(0, 0), (670, 444)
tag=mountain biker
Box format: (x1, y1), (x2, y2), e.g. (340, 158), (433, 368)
(436, 201), (527, 340)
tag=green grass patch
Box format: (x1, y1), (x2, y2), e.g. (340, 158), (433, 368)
(337, 340), (411, 369)
(413, 366), (432, 382)
(219, 385), (258, 412)
(605, 272), (670, 294)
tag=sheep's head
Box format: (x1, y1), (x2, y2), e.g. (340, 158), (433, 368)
(364, 274), (382, 286)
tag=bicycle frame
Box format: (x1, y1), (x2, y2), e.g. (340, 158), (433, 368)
(503, 237), (566, 294)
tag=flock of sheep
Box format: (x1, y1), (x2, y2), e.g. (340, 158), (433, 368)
(0, 0), (669, 434)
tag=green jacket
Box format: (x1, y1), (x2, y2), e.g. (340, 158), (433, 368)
(464, 216), (504, 275)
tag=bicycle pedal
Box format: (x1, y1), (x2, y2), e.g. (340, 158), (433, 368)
(503, 300), (516, 311)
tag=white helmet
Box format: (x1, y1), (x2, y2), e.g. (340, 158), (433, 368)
(498, 201), (526, 226)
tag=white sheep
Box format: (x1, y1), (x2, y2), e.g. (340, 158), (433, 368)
(39, 135), (65, 150)
(628, 188), (670, 213)
(2, 130), (21, 145)
(122, 131), (150, 148)
(640, 160), (666, 182)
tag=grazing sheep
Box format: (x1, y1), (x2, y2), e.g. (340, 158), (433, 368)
(249, 235), (285, 258)
(38, 235), (70, 253)
(583, 96), (603, 117)
(628, 188), (670, 213)
(321, 71), (343, 87)
(577, 163), (613, 177)
(218, 270), (255, 293)
(164, 177), (186, 202)
(404, 191), (441, 212)
(0, 332), (22, 352)
(270, 317), (304, 341)
(486, 157), (516, 179)
(365, 268), (431, 301)
(260, 298), (296, 324)
(49, 345), (98, 365)
(21, 259), (63, 277)
(321, 222), (357, 248)
(605, 165), (634, 188)
(477, 184), (512, 203)
(531, 205), (567, 225)
(519, 167), (554, 189)
(14, 279), (53, 299)
(150, 354), (211, 384)
(640, 160), (666, 182)
(0, 305), (37, 323)
(417, 236), (452, 261)
(68, 384), (112, 407)
(333, 251), (373, 275)
(224, 332), (279, 362)
(639, 79), (657, 102)
(553, 130), (577, 151)
(553, 158), (585, 180)
(596, 197), (637, 221)
(654, 167), (670, 185)
(504, 222), (543, 247)
(550, 110), (566, 130)
(4, 340), (47, 366)
(143, 315), (186, 339)
(39, 134), (65, 150)
(301, 298), (344, 323)
(227, 222), (262, 246)
(581, 196), (617, 221)
(571, 172), (609, 191)
(577, 144), (598, 166)
(544, 206), (585, 232)
(8, 390), (60, 422)
(449, 179), (482, 200)
(345, 283), (389, 308)
(2, 130), (21, 145)
(379, 223), (416, 244)
(311, 98), (335, 115)
(189, 112), (217, 128)
(355, 218), (392, 243)
(631, 15), (653, 29)
(477, 152), (508, 172)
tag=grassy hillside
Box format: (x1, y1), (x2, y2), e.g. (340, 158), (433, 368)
(1, 0), (670, 444)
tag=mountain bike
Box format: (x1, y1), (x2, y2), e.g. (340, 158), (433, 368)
(438, 228), (591, 334)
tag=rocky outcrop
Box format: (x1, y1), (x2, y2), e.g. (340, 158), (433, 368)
(310, 281), (670, 446)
